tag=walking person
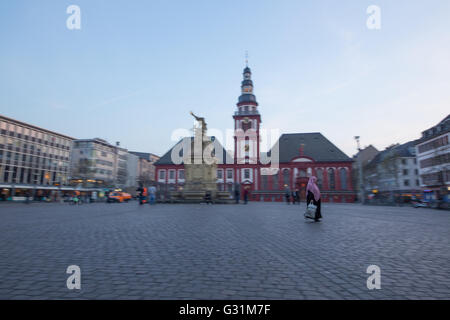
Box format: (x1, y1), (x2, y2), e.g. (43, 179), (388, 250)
(25, 190), (31, 204)
(234, 185), (240, 204)
(149, 185), (156, 205)
(204, 191), (213, 205)
(137, 185), (148, 205)
(284, 185), (291, 205)
(243, 188), (249, 205)
(295, 189), (301, 204)
(73, 192), (80, 205)
(306, 176), (322, 222)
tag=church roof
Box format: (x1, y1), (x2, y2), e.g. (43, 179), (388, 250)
(266, 133), (353, 163)
(156, 132), (353, 166)
(155, 137), (233, 165)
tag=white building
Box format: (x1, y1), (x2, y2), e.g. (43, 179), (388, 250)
(364, 140), (421, 197)
(125, 152), (139, 188)
(415, 115), (450, 194)
(70, 138), (136, 188)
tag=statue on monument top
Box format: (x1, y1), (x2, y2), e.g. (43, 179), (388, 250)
(190, 111), (207, 134)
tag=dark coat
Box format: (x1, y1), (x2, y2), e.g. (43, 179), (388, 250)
(306, 190), (322, 220)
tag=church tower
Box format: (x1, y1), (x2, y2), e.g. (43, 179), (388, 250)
(233, 64), (262, 164)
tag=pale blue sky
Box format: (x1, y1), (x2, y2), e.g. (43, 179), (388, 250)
(1, 0), (449, 157)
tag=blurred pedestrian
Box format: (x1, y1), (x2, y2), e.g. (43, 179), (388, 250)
(243, 188), (249, 204)
(295, 189), (301, 204)
(205, 191), (212, 204)
(149, 185), (156, 205)
(25, 191), (31, 204)
(285, 186), (291, 204)
(234, 186), (240, 204)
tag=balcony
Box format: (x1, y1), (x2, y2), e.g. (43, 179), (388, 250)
(234, 110), (259, 116)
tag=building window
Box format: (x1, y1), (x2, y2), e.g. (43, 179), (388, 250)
(283, 169), (290, 186)
(169, 170), (175, 180)
(402, 159), (407, 165)
(328, 168), (335, 190)
(272, 172), (279, 189)
(227, 169), (233, 180)
(244, 169), (250, 180)
(340, 168), (347, 190)
(315, 169), (323, 189)
(416, 179), (420, 186)
(178, 170), (185, 180)
(404, 180), (410, 186)
(158, 170), (166, 180)
(403, 169), (409, 176)
(217, 169), (223, 179)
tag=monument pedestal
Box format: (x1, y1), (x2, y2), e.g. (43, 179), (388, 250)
(168, 112), (232, 204)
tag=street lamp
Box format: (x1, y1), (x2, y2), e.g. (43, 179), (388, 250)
(354, 136), (364, 204)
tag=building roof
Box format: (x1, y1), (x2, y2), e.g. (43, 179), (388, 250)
(0, 114), (75, 140)
(238, 94), (258, 104)
(156, 132), (353, 165)
(266, 133), (353, 163)
(155, 137), (233, 165)
(353, 145), (379, 165)
(73, 138), (127, 151)
(129, 151), (160, 161)
(367, 140), (418, 167)
(417, 114), (450, 143)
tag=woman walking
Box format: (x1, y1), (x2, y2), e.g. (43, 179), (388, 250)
(306, 176), (322, 222)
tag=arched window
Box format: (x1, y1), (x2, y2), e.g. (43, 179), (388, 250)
(315, 169), (323, 189)
(272, 172), (279, 190)
(340, 168), (347, 190)
(262, 174), (268, 190)
(299, 170), (306, 177)
(283, 169), (290, 186)
(328, 168), (335, 190)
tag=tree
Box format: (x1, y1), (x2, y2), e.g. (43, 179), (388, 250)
(137, 172), (153, 187)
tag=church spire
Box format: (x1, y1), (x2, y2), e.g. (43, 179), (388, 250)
(237, 63), (258, 109)
(233, 62), (262, 165)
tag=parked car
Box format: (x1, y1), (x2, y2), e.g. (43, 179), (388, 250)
(107, 192), (132, 203)
(411, 199), (428, 208)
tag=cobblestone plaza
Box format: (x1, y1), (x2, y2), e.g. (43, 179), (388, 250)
(0, 202), (449, 300)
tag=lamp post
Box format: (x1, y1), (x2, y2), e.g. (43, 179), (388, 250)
(354, 136), (365, 204)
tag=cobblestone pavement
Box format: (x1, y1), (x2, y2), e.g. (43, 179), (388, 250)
(0, 202), (449, 300)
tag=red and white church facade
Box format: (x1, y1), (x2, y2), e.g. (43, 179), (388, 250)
(155, 65), (356, 202)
